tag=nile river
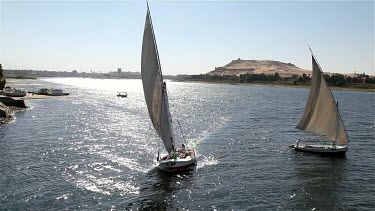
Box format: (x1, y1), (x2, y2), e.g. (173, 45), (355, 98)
(1, 78), (374, 210)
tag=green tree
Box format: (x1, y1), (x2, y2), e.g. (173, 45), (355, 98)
(0, 64), (6, 90)
(346, 76), (352, 84)
(0, 64), (3, 78)
(274, 72), (280, 81)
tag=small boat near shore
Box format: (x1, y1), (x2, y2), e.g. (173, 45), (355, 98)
(30, 88), (69, 96)
(47, 88), (68, 96)
(117, 92), (127, 98)
(2, 87), (26, 97)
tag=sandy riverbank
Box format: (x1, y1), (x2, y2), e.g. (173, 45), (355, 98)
(13, 93), (70, 100)
(6, 78), (374, 92)
(5, 79), (43, 86)
(4, 79), (70, 100)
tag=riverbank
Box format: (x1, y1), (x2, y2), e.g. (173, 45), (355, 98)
(0, 93), (69, 124)
(0, 79), (71, 124)
(6, 77), (375, 93)
(184, 80), (375, 92)
(5, 79), (43, 86)
(0, 95), (26, 124)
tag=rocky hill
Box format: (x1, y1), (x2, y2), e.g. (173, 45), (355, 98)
(208, 58), (311, 77)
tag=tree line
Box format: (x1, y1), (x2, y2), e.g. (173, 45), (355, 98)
(181, 72), (375, 87)
(0, 64), (6, 90)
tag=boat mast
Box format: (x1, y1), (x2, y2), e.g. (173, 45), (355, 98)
(148, 1), (175, 146)
(146, 2), (164, 82)
(142, 1), (176, 153)
(177, 120), (187, 145)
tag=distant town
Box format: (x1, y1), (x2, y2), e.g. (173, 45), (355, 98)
(3, 68), (149, 79)
(2, 67), (188, 81)
(3, 58), (374, 91)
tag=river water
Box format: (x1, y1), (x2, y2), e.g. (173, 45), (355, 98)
(0, 78), (374, 210)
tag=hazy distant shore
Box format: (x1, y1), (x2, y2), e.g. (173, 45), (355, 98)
(5, 78), (374, 92)
(185, 80), (375, 92)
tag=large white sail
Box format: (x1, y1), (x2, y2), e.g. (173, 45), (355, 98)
(141, 6), (175, 153)
(296, 54), (349, 145)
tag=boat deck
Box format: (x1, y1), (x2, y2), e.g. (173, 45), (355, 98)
(303, 144), (347, 149)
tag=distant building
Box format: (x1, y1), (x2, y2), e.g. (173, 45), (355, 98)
(118, 68), (122, 74)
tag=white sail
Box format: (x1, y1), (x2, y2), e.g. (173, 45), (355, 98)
(141, 6), (175, 153)
(296, 54), (349, 145)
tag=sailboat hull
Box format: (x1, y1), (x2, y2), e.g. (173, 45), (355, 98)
(291, 144), (347, 156)
(157, 156), (197, 172)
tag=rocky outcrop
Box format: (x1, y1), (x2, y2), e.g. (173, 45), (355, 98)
(0, 102), (11, 118)
(209, 58), (311, 77)
(0, 96), (27, 108)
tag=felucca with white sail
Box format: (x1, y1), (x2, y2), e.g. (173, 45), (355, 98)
(291, 46), (349, 155)
(141, 3), (197, 171)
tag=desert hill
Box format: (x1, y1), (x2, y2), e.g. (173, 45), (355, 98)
(208, 58), (311, 77)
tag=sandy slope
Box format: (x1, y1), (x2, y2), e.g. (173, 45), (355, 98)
(209, 59), (311, 77)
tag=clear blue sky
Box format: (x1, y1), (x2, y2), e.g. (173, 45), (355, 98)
(0, 0), (373, 75)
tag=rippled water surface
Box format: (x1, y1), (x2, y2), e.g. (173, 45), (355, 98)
(1, 78), (374, 210)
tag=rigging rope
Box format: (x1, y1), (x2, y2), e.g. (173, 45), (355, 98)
(177, 120), (187, 144)
(165, 83), (187, 146)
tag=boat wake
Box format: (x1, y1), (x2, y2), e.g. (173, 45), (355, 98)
(187, 116), (230, 149)
(197, 154), (219, 169)
(98, 152), (155, 174)
(67, 173), (140, 196)
(63, 162), (140, 196)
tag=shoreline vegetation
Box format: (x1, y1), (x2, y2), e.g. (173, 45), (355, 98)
(2, 67), (374, 92)
(0, 71), (373, 123)
(184, 80), (375, 92)
(4, 74), (375, 92)
(178, 73), (375, 92)
(0, 64), (70, 123)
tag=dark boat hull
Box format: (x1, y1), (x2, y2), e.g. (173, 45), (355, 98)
(291, 144), (347, 156)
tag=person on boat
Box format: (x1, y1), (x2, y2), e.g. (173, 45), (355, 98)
(179, 152), (187, 159)
(172, 152), (178, 160)
(176, 144), (185, 153)
(295, 139), (300, 147)
(162, 82), (166, 93)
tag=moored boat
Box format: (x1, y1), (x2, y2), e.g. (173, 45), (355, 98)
(37, 88), (69, 96)
(37, 88), (49, 95)
(3, 87), (26, 97)
(47, 89), (64, 96)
